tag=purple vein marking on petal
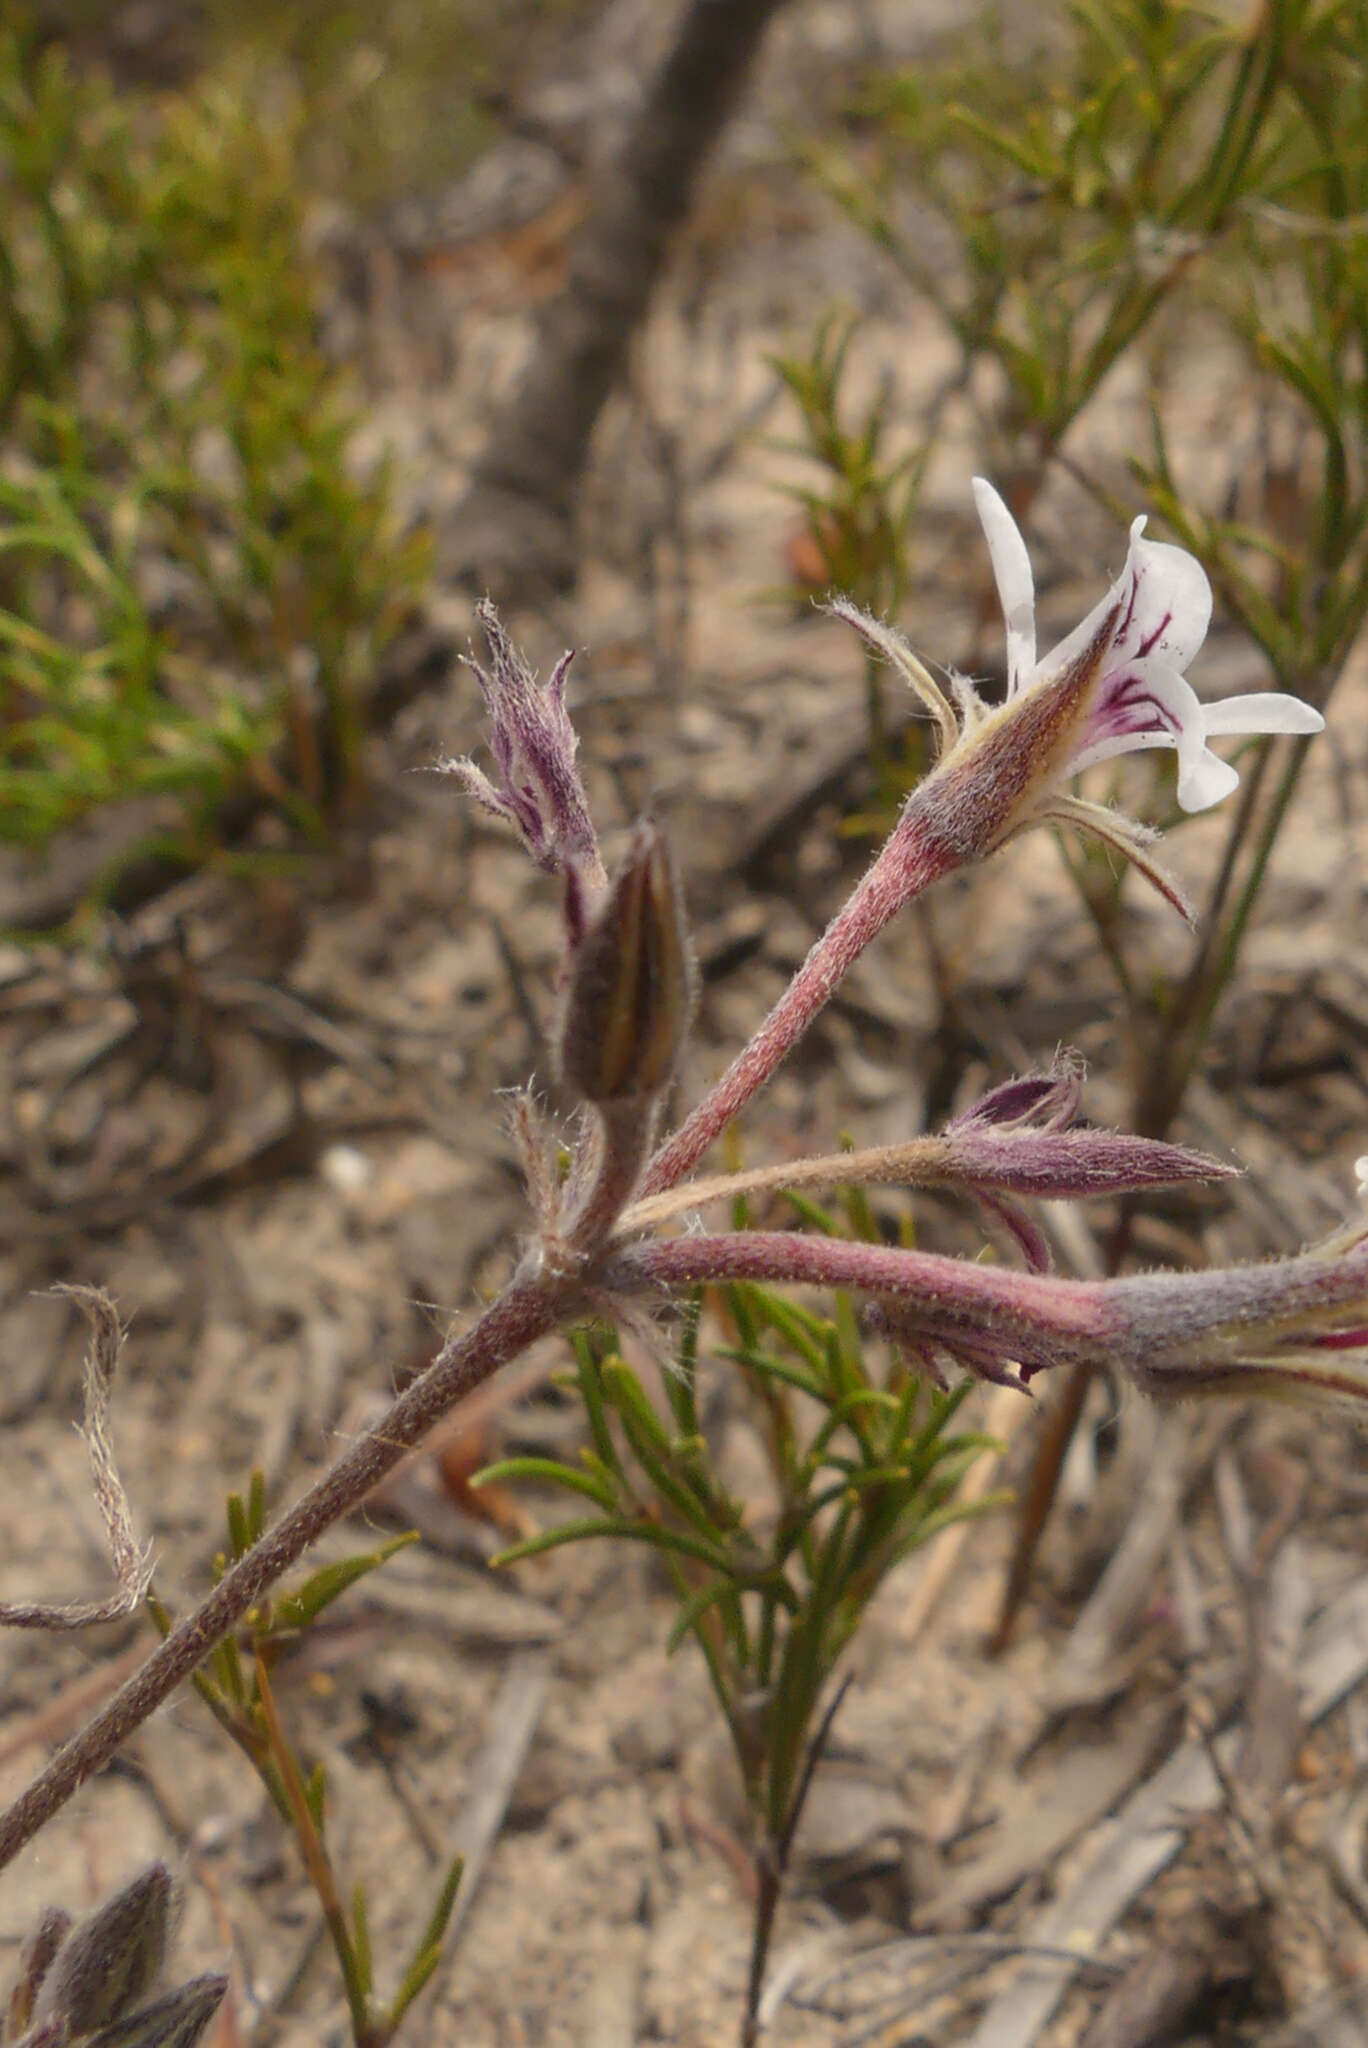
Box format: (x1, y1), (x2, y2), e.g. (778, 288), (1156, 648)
(1115, 573), (1141, 644)
(1096, 669), (1181, 741)
(1136, 609), (1174, 660)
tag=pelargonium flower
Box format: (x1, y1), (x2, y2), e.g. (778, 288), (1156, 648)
(970, 478), (1323, 813)
(833, 482), (1325, 918)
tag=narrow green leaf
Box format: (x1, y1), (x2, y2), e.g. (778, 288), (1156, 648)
(841, 1179), (881, 1244)
(601, 1360), (672, 1454)
(305, 1760), (327, 1831)
(491, 1516), (732, 1574)
(662, 1294), (703, 1436)
(893, 1489), (1013, 1563)
(386, 1942), (443, 2028)
(411, 1853), (465, 1968)
(724, 1279), (760, 1350)
(714, 1343), (824, 1401)
(611, 1406), (732, 1542)
(747, 1289), (833, 1368)
(665, 1575), (735, 1654)
(215, 1633), (249, 1709)
(273, 1532), (418, 1633)
(225, 1490), (249, 1560)
(779, 1188), (843, 1235)
(832, 1291), (866, 1382)
(472, 1456), (617, 1510)
(570, 1327), (617, 1471)
(351, 1883), (372, 1999)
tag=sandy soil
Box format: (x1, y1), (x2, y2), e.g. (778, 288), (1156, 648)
(2, 4), (1368, 2045)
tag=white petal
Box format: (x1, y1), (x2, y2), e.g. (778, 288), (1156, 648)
(1040, 520), (1211, 686)
(1177, 748), (1240, 812)
(1073, 656), (1204, 770)
(1069, 727), (1178, 773)
(1103, 659), (1223, 812)
(1069, 657), (1240, 813)
(1116, 533), (1212, 672)
(1035, 535), (1137, 682)
(972, 477), (1036, 691)
(1035, 583), (1125, 689)
(1199, 692), (1325, 737)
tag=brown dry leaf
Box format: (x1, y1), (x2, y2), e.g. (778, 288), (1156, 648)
(434, 1422), (537, 1542)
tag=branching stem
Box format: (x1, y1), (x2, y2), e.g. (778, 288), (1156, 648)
(0, 1271), (582, 1873)
(642, 814), (954, 1196)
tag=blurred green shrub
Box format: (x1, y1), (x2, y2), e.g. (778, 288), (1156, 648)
(0, 26), (428, 898)
(200, 0), (580, 209)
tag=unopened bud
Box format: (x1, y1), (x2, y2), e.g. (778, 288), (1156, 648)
(435, 602), (604, 905)
(31, 1866), (173, 2037)
(85, 1975), (228, 2048)
(558, 823), (694, 1104)
(7, 1907), (72, 2035)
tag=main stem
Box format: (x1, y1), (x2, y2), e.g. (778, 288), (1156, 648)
(741, 1672), (854, 2044)
(642, 816), (954, 1197)
(0, 1271), (580, 1873)
(741, 1851), (781, 2048)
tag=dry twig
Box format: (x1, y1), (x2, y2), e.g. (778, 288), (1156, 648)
(0, 1288), (152, 1630)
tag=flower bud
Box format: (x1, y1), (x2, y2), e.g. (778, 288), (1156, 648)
(1111, 1227), (1368, 1408)
(943, 1055), (1234, 1200)
(558, 822), (695, 1105)
(7, 1907), (71, 2035)
(30, 1866), (173, 2037)
(435, 602), (605, 940)
(84, 1974), (228, 2048)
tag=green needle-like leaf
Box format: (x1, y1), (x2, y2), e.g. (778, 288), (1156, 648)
(273, 1532), (418, 1634)
(472, 1456), (618, 1511)
(351, 1883), (372, 1999)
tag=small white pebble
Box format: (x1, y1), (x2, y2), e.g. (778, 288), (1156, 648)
(320, 1143), (373, 1195)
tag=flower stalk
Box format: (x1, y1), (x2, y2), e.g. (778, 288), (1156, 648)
(641, 814), (956, 1195)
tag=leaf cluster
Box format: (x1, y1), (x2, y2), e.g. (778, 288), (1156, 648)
(480, 1192), (1002, 1850)
(826, 0), (1318, 445)
(0, 28), (428, 905)
(768, 311), (935, 787)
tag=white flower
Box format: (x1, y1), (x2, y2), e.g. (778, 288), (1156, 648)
(971, 477), (1324, 813)
(828, 481), (1328, 920)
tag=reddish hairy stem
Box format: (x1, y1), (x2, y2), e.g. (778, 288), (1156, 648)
(628, 1230), (1368, 1402)
(622, 1231), (1113, 1359)
(642, 816), (955, 1197)
(0, 1272), (580, 1874)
